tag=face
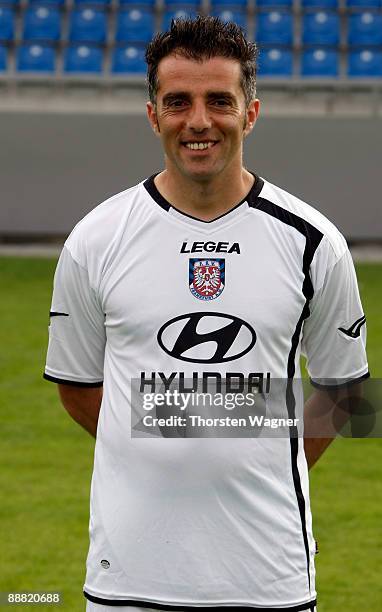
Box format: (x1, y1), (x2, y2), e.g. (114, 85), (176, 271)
(146, 54), (260, 182)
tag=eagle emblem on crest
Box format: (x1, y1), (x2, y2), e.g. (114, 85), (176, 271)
(189, 259), (225, 301)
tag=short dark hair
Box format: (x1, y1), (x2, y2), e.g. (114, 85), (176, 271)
(145, 16), (258, 107)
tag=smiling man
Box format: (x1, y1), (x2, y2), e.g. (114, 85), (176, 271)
(145, 51), (258, 220)
(44, 16), (368, 612)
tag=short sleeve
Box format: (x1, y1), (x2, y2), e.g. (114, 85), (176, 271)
(302, 248), (369, 388)
(44, 246), (106, 386)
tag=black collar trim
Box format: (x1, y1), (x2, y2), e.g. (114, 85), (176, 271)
(143, 172), (264, 224)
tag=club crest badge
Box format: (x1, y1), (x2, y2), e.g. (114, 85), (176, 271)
(189, 258), (225, 301)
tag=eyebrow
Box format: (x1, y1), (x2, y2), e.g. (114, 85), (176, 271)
(162, 91), (236, 105)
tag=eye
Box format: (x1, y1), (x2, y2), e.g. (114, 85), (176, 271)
(167, 99), (187, 108)
(212, 98), (231, 107)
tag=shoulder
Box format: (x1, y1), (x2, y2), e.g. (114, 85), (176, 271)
(257, 178), (352, 293)
(64, 179), (148, 268)
(258, 178), (347, 261)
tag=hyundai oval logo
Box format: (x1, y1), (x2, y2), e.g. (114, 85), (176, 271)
(157, 312), (256, 364)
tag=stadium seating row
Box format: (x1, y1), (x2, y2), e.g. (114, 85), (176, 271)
(1, 42), (381, 76)
(0, 0), (382, 7)
(1, 7), (382, 46)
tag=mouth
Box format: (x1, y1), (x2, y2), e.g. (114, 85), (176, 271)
(181, 141), (219, 151)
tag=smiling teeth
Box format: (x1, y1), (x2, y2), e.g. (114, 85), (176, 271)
(186, 142), (214, 150)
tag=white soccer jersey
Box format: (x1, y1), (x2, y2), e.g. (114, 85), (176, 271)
(44, 174), (368, 611)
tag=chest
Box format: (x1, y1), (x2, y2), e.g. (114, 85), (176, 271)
(100, 217), (308, 359)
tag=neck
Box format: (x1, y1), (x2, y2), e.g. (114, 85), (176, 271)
(154, 165), (255, 222)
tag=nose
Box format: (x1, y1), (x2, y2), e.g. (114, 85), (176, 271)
(186, 100), (212, 132)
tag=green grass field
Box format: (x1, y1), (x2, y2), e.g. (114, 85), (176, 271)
(0, 257), (381, 611)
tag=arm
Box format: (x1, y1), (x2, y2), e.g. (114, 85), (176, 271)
(304, 382), (363, 470)
(44, 247), (106, 427)
(301, 244), (369, 469)
(58, 384), (103, 438)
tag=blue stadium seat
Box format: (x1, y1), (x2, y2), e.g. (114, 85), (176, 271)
(115, 9), (154, 43)
(69, 9), (107, 44)
(258, 47), (293, 76)
(162, 9), (198, 31)
(256, 11), (293, 45)
(256, 0), (292, 6)
(0, 44), (7, 70)
(16, 43), (56, 71)
(0, 7), (14, 41)
(301, 48), (339, 76)
(210, 0), (247, 6)
(302, 0), (339, 7)
(74, 0), (111, 6)
(119, 0), (156, 6)
(348, 49), (382, 76)
(346, 0), (381, 8)
(28, 0), (65, 5)
(302, 11), (340, 46)
(211, 8), (247, 31)
(112, 45), (146, 73)
(164, 0), (199, 5)
(0, 0), (19, 6)
(348, 12), (382, 46)
(23, 6), (61, 42)
(64, 44), (103, 72)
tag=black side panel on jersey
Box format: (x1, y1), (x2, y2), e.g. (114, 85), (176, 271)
(249, 195), (323, 595)
(84, 591), (317, 611)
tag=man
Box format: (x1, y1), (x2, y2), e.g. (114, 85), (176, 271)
(44, 16), (369, 612)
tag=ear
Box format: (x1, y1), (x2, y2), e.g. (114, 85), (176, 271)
(147, 101), (160, 135)
(243, 98), (260, 137)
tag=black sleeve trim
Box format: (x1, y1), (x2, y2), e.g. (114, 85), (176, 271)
(43, 373), (103, 387)
(83, 592), (317, 611)
(310, 371), (370, 390)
